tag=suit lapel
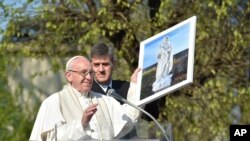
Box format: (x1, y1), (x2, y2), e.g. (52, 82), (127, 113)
(91, 80), (106, 94)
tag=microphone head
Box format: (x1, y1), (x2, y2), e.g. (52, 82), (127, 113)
(107, 88), (116, 96)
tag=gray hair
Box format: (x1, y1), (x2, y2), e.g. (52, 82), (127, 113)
(89, 43), (116, 62)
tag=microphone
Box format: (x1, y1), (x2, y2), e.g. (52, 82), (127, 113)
(107, 89), (170, 141)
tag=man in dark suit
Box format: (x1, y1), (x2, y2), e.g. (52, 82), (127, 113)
(91, 79), (129, 104)
(89, 43), (160, 138)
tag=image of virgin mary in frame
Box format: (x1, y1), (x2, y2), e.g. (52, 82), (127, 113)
(136, 16), (197, 106)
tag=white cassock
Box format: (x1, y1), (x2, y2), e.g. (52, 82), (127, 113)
(29, 83), (140, 141)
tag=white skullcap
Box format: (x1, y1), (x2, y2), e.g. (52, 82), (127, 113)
(65, 56), (82, 71)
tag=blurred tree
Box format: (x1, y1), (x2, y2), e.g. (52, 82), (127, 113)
(0, 0), (249, 140)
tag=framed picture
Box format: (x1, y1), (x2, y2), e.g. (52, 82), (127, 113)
(136, 16), (197, 106)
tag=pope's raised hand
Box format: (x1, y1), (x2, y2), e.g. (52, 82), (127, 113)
(81, 103), (98, 128)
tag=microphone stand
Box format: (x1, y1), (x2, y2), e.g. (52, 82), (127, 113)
(109, 91), (170, 141)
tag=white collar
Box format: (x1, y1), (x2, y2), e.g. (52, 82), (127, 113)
(95, 79), (112, 92)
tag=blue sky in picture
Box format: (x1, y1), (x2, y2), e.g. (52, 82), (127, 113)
(142, 22), (191, 69)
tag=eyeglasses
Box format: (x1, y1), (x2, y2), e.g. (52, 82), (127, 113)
(68, 70), (95, 77)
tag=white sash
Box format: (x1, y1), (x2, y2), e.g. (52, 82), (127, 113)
(58, 84), (114, 140)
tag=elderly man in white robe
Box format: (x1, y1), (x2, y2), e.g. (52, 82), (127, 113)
(29, 56), (141, 141)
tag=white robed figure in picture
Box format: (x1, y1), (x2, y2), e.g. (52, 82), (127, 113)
(152, 36), (173, 92)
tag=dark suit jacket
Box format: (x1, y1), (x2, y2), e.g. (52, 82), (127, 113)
(91, 79), (159, 121)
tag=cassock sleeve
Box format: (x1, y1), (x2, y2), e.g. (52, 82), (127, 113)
(107, 96), (135, 139)
(124, 82), (141, 120)
(29, 94), (92, 141)
(109, 83), (141, 138)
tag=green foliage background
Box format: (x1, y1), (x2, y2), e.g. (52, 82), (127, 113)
(0, 0), (249, 140)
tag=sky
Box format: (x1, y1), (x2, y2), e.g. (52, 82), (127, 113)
(0, 0), (41, 40)
(0, 0), (24, 40)
(0, 0), (25, 27)
(141, 20), (195, 69)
